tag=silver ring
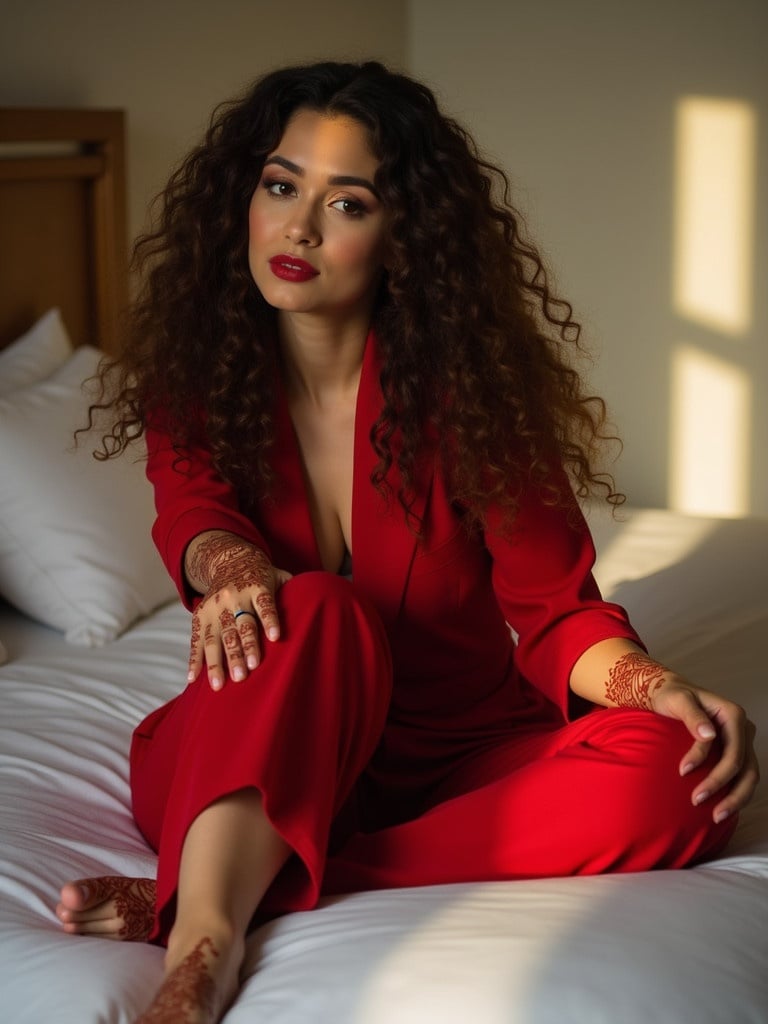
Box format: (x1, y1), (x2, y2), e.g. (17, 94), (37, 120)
(234, 610), (257, 621)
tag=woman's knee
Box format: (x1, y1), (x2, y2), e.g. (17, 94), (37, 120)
(280, 570), (358, 608)
(279, 572), (389, 649)
(266, 571), (392, 698)
(582, 709), (734, 864)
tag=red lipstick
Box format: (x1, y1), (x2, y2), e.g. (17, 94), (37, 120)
(269, 255), (319, 283)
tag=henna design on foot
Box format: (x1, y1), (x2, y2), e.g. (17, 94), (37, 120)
(135, 937), (219, 1023)
(61, 876), (156, 941)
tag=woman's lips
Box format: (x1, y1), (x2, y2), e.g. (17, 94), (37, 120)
(268, 255), (319, 283)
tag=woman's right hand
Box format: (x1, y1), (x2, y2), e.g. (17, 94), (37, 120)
(185, 531), (292, 690)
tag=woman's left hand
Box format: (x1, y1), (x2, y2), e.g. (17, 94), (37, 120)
(650, 678), (760, 823)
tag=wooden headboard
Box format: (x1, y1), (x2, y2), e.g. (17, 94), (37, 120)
(0, 108), (128, 354)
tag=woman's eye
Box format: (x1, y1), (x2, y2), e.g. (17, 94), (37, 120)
(263, 179), (295, 197)
(331, 198), (365, 216)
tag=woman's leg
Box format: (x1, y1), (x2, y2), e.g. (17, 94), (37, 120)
(58, 794), (286, 1022)
(324, 708), (738, 893)
(134, 789), (289, 1024)
(59, 573), (392, 1007)
(138, 573), (391, 939)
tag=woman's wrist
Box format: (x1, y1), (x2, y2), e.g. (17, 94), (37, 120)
(569, 638), (671, 711)
(603, 651), (670, 710)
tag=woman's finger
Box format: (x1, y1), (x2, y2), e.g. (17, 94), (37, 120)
(711, 753), (760, 823)
(203, 620), (226, 691)
(707, 719), (759, 820)
(689, 707), (746, 807)
(219, 607), (248, 682)
(679, 738), (712, 777)
(235, 610), (262, 669)
(251, 568), (292, 642)
(187, 611), (204, 683)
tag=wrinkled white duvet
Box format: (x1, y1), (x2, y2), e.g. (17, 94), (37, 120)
(2, 507), (767, 1024)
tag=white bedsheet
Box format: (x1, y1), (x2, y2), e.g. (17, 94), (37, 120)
(1, 507), (767, 1023)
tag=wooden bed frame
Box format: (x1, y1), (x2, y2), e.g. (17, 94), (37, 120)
(0, 108), (128, 354)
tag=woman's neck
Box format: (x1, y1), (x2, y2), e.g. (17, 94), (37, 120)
(277, 312), (369, 407)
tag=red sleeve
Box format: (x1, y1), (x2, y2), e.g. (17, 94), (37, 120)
(145, 423), (272, 609)
(484, 481), (644, 720)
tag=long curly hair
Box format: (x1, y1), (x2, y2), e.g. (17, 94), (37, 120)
(90, 59), (624, 529)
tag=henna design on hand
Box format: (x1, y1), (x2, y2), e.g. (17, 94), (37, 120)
(188, 535), (278, 685)
(188, 616), (202, 679)
(220, 608), (240, 657)
(255, 592), (275, 617)
(605, 652), (668, 710)
(189, 535), (273, 595)
(238, 617), (259, 643)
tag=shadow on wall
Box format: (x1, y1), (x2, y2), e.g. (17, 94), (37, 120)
(589, 506), (768, 676)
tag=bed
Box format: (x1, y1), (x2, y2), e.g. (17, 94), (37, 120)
(0, 108), (766, 1024)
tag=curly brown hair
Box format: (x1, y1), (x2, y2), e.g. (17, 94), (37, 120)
(90, 59), (623, 529)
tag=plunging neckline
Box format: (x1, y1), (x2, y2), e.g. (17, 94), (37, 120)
(275, 332), (371, 575)
(260, 329), (436, 631)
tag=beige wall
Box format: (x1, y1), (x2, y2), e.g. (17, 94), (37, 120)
(1, 0), (765, 515)
(409, 0), (768, 516)
(0, 0), (407, 242)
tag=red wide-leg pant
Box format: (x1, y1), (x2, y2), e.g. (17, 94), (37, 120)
(130, 572), (736, 943)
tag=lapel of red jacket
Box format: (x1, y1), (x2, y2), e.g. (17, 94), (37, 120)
(352, 331), (435, 631)
(258, 379), (324, 574)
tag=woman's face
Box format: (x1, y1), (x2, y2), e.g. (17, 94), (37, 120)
(248, 108), (387, 326)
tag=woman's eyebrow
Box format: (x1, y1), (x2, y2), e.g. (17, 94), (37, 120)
(264, 155), (380, 198)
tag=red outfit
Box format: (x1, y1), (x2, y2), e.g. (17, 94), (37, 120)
(131, 335), (735, 942)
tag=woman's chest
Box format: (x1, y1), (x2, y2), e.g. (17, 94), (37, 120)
(288, 398), (355, 572)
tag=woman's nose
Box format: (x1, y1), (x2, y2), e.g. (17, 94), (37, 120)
(285, 204), (321, 246)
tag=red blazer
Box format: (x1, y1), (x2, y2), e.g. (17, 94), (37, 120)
(146, 335), (641, 739)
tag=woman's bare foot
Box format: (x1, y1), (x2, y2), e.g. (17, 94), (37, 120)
(134, 926), (244, 1024)
(56, 876), (156, 940)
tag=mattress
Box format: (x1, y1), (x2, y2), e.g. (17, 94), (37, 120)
(1, 505), (767, 1023)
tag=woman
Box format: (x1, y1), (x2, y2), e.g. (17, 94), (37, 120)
(57, 61), (758, 1024)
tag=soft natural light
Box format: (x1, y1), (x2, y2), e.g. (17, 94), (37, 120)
(352, 888), (576, 1024)
(673, 97), (756, 335)
(669, 345), (750, 516)
(587, 507), (716, 597)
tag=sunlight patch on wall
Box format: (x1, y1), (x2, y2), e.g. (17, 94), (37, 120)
(673, 97), (756, 335)
(669, 345), (750, 516)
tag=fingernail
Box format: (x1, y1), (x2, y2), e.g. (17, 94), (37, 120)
(267, 627), (279, 642)
(247, 656), (258, 670)
(232, 667), (245, 682)
(698, 724), (716, 739)
(694, 790), (710, 805)
(187, 670), (196, 683)
(680, 762), (694, 777)
(714, 809), (731, 824)
(210, 677), (222, 692)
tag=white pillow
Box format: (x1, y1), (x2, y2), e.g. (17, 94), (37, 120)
(0, 309), (73, 395)
(0, 345), (177, 645)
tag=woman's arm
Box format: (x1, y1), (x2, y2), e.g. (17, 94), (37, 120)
(570, 637), (760, 824)
(482, 467), (759, 823)
(145, 422), (272, 606)
(144, 422), (292, 689)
